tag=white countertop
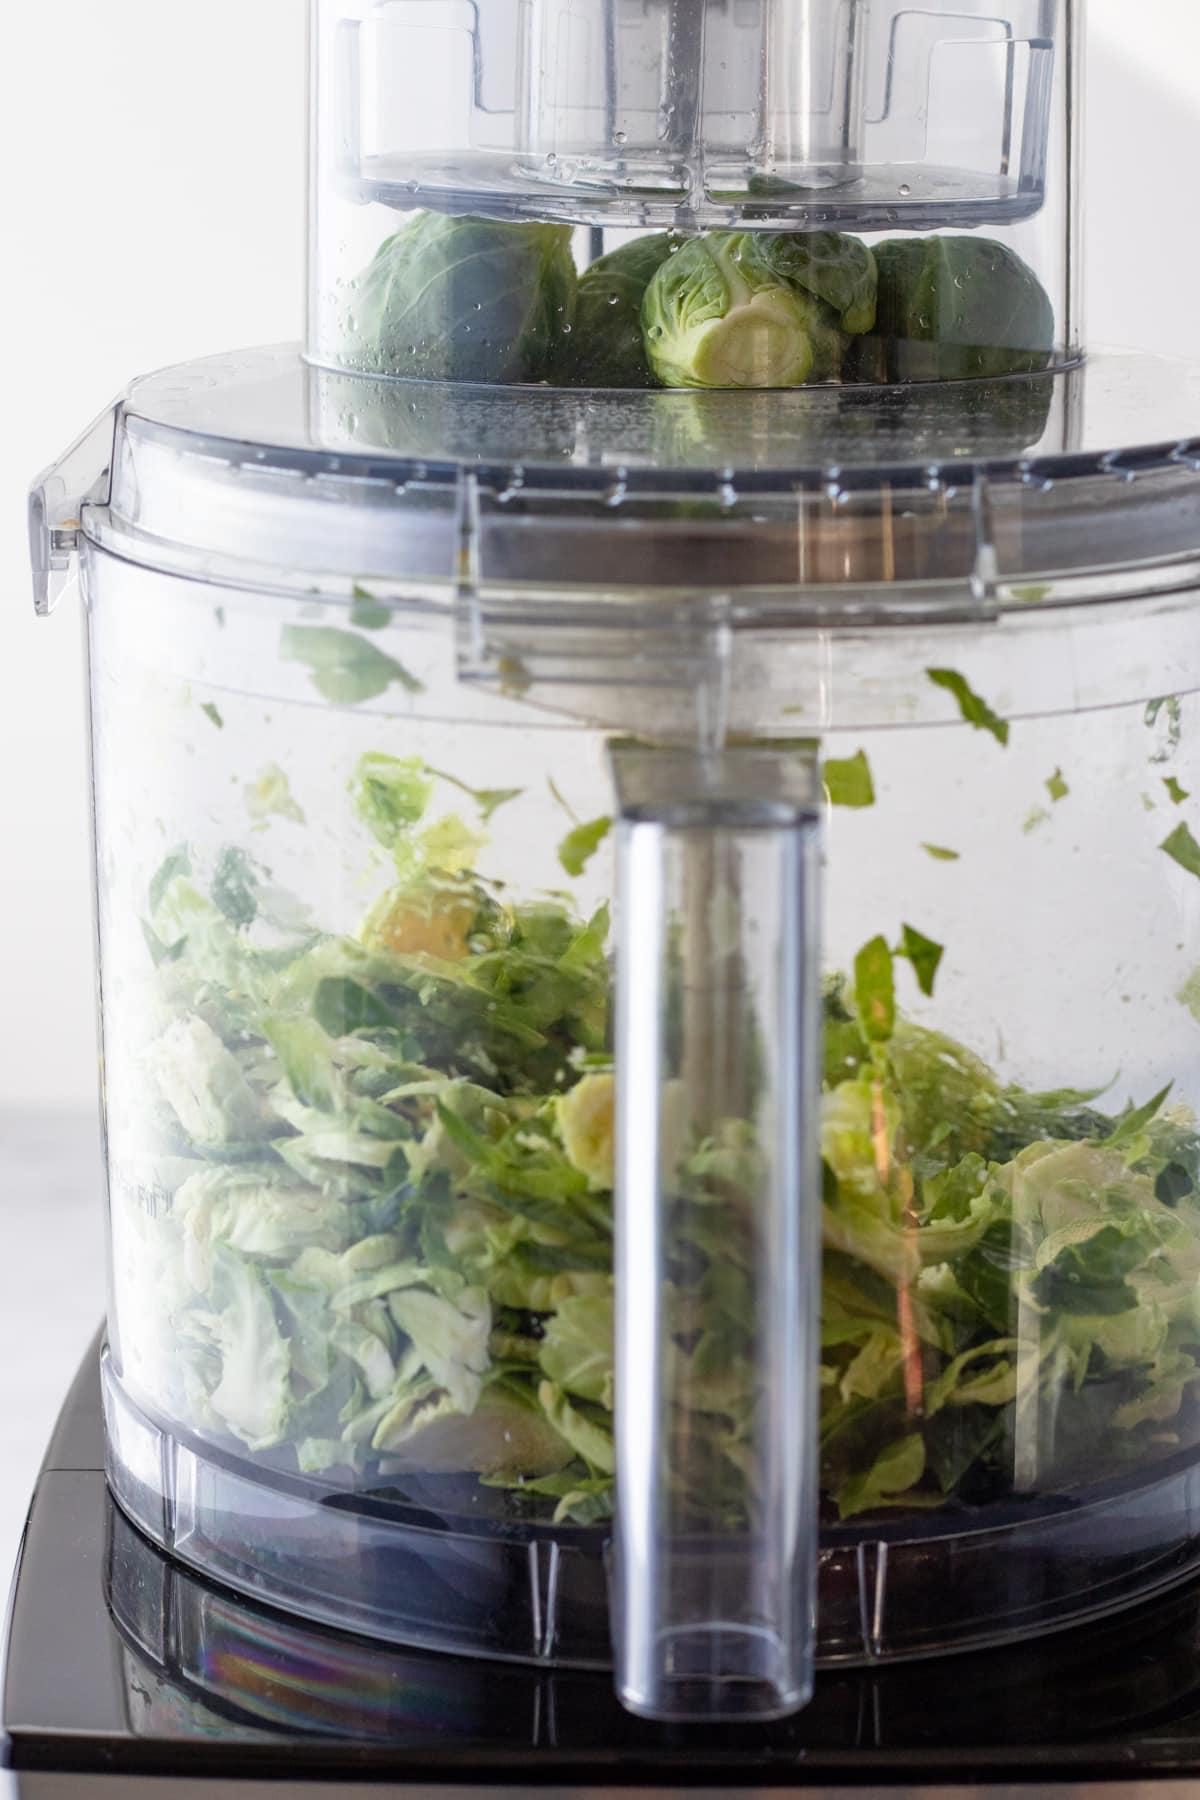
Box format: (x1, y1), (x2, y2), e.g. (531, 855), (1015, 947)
(0, 1108), (106, 1594)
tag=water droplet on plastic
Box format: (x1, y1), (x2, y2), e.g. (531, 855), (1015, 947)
(406, 179), (420, 194)
(545, 152), (558, 167)
(613, 129), (627, 146)
(898, 182), (912, 197)
(918, 314), (930, 330)
(608, 292), (620, 305)
(474, 301), (482, 311)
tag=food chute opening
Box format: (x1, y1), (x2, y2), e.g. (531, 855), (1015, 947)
(308, 0), (1080, 389)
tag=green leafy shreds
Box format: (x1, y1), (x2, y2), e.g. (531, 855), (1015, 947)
(1165, 777), (1190, 806)
(1046, 768), (1069, 803)
(853, 936), (895, 1043)
(211, 847), (260, 929)
(896, 924), (944, 999)
(823, 750), (875, 809)
(128, 734), (1200, 1531)
(1162, 822), (1200, 880)
(351, 753), (433, 849)
(350, 585), (393, 631)
(921, 844), (960, 862)
(281, 625), (424, 704)
(201, 702), (224, 730)
(1146, 696), (1183, 763)
(926, 668), (1010, 746)
(559, 816), (613, 878)
(427, 766), (524, 823)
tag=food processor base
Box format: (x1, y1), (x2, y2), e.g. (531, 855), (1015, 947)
(12, 1336), (1200, 1795)
(101, 1343), (1200, 1674)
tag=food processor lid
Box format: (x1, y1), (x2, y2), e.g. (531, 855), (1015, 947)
(30, 343), (1200, 614)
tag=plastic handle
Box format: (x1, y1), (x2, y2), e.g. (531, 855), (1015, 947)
(609, 742), (823, 1723)
(28, 401), (118, 615)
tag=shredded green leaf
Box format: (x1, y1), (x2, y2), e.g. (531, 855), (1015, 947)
(823, 750), (875, 809)
(926, 668), (1009, 747)
(1162, 822), (1200, 881)
(281, 625), (424, 704)
(559, 817), (613, 878)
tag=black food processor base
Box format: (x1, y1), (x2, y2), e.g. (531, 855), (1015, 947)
(10, 1340), (1200, 1796)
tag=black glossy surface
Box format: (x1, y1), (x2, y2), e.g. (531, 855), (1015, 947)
(11, 1343), (1200, 1790)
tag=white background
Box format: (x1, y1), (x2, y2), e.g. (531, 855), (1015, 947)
(0, 1), (1198, 1573)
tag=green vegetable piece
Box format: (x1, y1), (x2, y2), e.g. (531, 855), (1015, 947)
(538, 1296), (614, 1408)
(426, 765), (524, 823)
(538, 1380), (616, 1475)
(921, 844), (960, 862)
(897, 923), (944, 998)
(1146, 696), (1183, 763)
(566, 233), (677, 387)
(351, 752), (433, 849)
(199, 1247), (293, 1447)
(1162, 822), (1200, 880)
(201, 702), (224, 730)
(149, 845), (191, 915)
(211, 846), (259, 928)
(867, 236), (1054, 383)
(281, 625), (424, 705)
(823, 749), (875, 809)
(559, 816), (612, 878)
(642, 231), (849, 389)
(350, 585), (392, 631)
(246, 763), (305, 826)
(756, 230), (878, 336)
(853, 936), (895, 1044)
(349, 213), (577, 383)
(1046, 768), (1069, 803)
(1165, 777), (1190, 806)
(1104, 1082), (1173, 1150)
(926, 668), (1009, 746)
(836, 1432), (927, 1520)
(1029, 1219), (1147, 1318)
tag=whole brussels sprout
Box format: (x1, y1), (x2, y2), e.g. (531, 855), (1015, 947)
(348, 212), (577, 385)
(757, 230), (878, 337)
(867, 236), (1055, 383)
(641, 231), (851, 389)
(564, 233), (678, 388)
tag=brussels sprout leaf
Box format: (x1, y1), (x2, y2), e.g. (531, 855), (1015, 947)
(1162, 822), (1200, 880)
(824, 750), (875, 809)
(897, 924), (944, 998)
(350, 585), (393, 631)
(926, 669), (1009, 746)
(281, 626), (424, 704)
(854, 936), (895, 1044)
(559, 817), (612, 878)
(921, 844), (960, 862)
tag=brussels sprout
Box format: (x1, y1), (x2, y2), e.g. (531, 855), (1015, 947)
(348, 212), (577, 384)
(758, 230), (878, 337)
(867, 236), (1055, 383)
(642, 231), (849, 389)
(565, 233), (678, 387)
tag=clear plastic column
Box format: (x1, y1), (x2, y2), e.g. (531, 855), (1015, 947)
(609, 743), (822, 1722)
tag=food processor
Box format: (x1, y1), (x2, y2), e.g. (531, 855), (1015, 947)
(11, 0), (1200, 1790)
